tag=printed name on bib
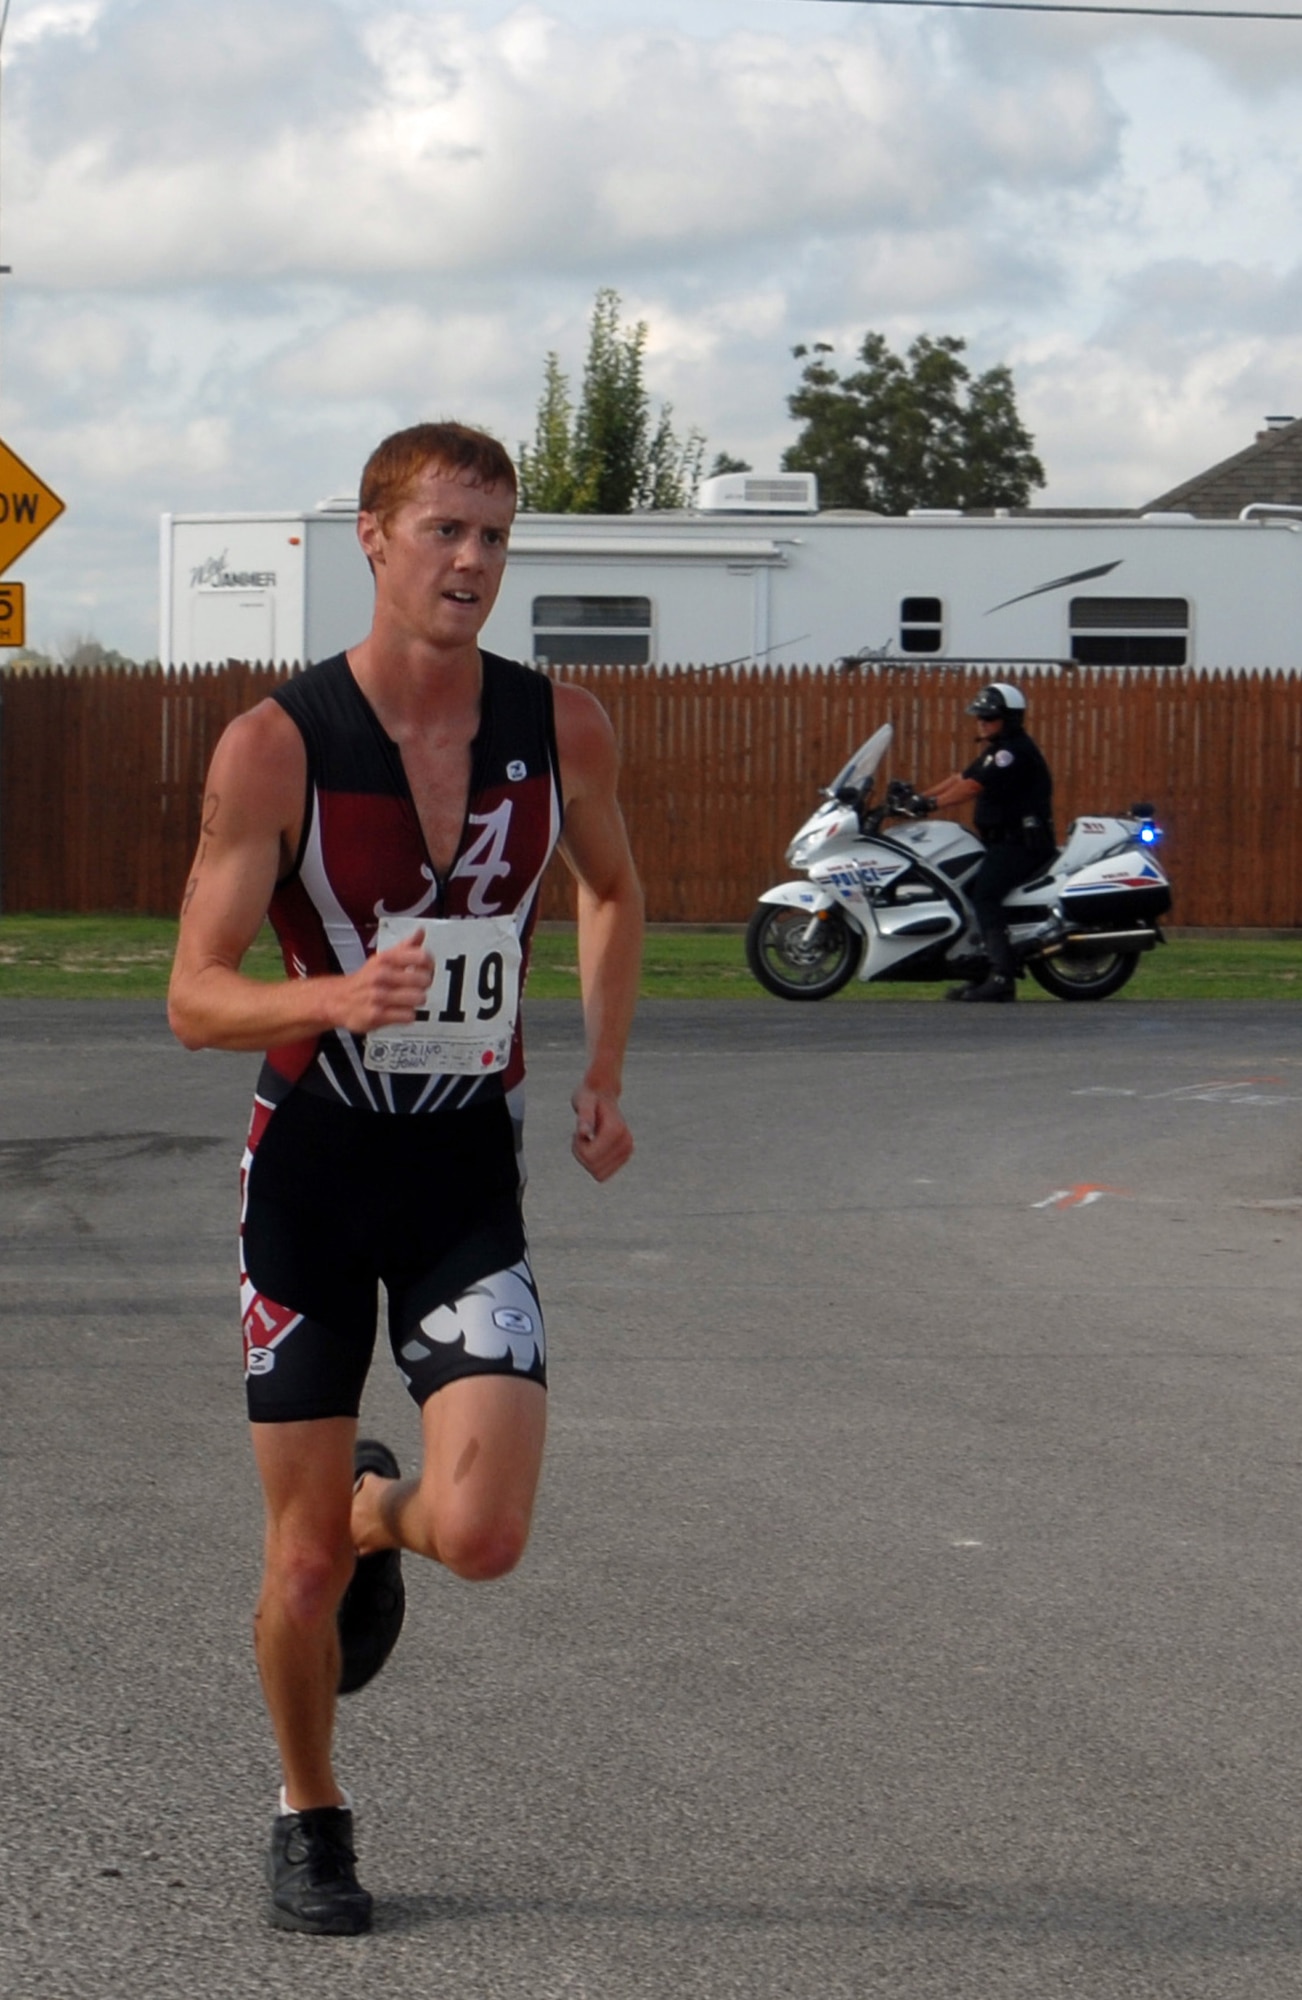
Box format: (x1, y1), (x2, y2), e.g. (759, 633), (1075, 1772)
(364, 915), (522, 1076)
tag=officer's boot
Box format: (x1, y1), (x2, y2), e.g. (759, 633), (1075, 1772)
(956, 923), (1017, 1002)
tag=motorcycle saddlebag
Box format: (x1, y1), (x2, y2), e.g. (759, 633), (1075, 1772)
(1061, 880), (1172, 927)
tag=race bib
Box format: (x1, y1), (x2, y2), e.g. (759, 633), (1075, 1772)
(363, 915), (522, 1076)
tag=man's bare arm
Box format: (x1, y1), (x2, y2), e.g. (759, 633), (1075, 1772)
(553, 682), (644, 1183)
(167, 701), (433, 1053)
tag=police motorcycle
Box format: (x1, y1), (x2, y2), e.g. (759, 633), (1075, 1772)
(745, 723), (1172, 1002)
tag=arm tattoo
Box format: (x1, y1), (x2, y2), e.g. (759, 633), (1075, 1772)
(180, 836), (208, 916)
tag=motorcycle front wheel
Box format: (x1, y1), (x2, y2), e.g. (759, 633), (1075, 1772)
(1027, 946), (1139, 1002)
(745, 903), (864, 1000)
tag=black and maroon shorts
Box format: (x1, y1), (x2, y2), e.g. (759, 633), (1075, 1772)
(239, 1089), (546, 1424)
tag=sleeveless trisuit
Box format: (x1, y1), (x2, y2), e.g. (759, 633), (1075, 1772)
(239, 651), (563, 1422)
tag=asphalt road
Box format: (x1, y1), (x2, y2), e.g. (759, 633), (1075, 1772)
(3, 996), (1302, 1999)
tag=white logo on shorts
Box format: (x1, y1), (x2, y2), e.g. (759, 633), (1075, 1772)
(246, 1346), (277, 1376)
(493, 1307), (535, 1336)
(506, 760), (527, 782)
(414, 1262), (544, 1373)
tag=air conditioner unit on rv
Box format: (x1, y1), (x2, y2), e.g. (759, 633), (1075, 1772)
(696, 472), (819, 514)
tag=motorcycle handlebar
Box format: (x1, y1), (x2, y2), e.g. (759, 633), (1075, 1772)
(884, 778), (935, 816)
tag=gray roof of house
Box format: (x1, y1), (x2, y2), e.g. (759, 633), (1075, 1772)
(1143, 417), (1302, 518)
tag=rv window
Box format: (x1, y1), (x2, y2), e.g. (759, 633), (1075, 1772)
(900, 597), (943, 655)
(1069, 597), (1188, 667)
(532, 595), (652, 666)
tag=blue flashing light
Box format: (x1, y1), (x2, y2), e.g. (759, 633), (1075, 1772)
(1138, 824), (1160, 844)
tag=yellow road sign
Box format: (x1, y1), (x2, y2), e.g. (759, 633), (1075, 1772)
(0, 439), (64, 572)
(0, 581), (24, 646)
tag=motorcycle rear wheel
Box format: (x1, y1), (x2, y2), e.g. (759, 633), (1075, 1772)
(1027, 946), (1139, 1002)
(746, 903), (864, 1000)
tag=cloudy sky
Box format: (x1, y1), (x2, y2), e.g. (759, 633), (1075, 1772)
(3, 0), (1302, 658)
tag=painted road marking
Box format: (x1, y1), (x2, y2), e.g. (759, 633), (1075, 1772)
(1032, 1184), (1131, 1210)
(1073, 1076), (1302, 1106)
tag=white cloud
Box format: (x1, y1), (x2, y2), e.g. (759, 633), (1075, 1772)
(8, 0), (106, 50)
(51, 414), (232, 484)
(0, 0), (1298, 657)
(263, 304), (524, 407)
(7, 4), (1121, 287)
(1021, 307), (1302, 507)
(21, 310), (141, 390)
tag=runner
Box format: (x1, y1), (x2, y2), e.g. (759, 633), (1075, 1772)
(168, 420), (644, 1935)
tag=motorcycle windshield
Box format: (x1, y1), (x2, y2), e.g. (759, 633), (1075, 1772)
(828, 723), (893, 797)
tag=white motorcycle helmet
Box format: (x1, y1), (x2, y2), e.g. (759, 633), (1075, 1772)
(966, 682), (1027, 724)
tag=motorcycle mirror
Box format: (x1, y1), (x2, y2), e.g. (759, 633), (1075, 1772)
(1130, 801), (1156, 819)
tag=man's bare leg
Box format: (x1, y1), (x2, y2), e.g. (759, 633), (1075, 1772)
(350, 1375), (547, 1581)
(250, 1416), (357, 1809)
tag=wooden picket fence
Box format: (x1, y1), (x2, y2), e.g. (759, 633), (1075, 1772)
(0, 659), (1296, 927)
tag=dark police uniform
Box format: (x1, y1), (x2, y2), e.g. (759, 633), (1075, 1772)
(963, 725), (1055, 979)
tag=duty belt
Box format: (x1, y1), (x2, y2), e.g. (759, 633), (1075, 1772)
(982, 815), (1050, 846)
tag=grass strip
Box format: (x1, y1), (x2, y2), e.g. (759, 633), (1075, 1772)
(0, 914), (1296, 1002)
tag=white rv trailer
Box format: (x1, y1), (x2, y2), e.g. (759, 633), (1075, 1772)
(160, 474), (1302, 672)
(159, 499), (363, 670)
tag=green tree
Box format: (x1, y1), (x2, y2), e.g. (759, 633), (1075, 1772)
(519, 352), (586, 512)
(573, 288), (647, 512)
(782, 331), (1044, 513)
(519, 288), (706, 513)
(644, 400), (707, 511)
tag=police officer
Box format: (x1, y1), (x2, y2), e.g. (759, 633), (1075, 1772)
(920, 682), (1054, 1003)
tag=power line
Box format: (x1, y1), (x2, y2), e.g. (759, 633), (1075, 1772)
(801, 0), (1302, 21)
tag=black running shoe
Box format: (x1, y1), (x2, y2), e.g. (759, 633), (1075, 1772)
(337, 1438), (405, 1696)
(266, 1806), (372, 1935)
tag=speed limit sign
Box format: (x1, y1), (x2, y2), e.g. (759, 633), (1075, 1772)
(0, 582), (25, 647)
